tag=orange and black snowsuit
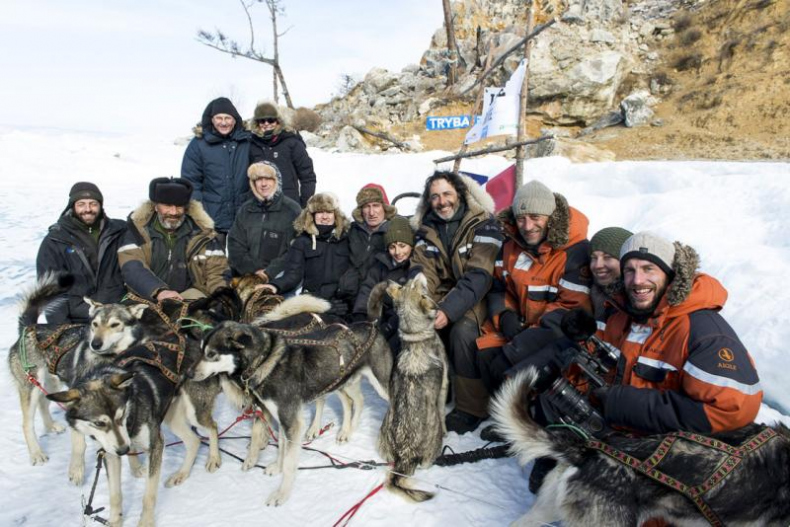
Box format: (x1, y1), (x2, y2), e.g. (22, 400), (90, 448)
(477, 194), (592, 366)
(599, 272), (762, 434)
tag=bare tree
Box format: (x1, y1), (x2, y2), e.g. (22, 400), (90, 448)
(196, 0), (295, 108)
(442, 0), (460, 86)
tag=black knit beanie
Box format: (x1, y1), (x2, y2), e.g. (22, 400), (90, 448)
(590, 227), (633, 258)
(384, 216), (415, 247)
(68, 182), (103, 207)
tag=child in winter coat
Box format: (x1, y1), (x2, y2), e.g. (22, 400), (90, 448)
(353, 215), (415, 351)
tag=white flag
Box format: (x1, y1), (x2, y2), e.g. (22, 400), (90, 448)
(464, 59), (527, 145)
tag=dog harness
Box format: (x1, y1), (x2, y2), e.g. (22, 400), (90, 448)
(241, 289), (284, 323)
(586, 427), (779, 526)
(24, 324), (85, 375)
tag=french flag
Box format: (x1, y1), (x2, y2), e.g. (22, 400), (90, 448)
(460, 164), (516, 214)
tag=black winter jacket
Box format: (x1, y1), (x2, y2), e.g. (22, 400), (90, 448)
(36, 212), (127, 323)
(345, 220), (391, 300)
(181, 108), (252, 232)
(270, 229), (353, 303)
(353, 252), (411, 335)
(250, 131), (316, 207)
(227, 192), (301, 278)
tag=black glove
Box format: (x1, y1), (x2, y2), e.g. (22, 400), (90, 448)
(329, 298), (349, 317)
(591, 386), (610, 412)
(499, 310), (523, 340)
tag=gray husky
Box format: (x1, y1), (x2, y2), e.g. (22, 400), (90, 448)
(491, 368), (790, 527)
(374, 273), (448, 502)
(7, 273), (147, 474)
(193, 295), (393, 506)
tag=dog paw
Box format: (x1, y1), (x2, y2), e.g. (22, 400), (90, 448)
(47, 422), (66, 434)
(129, 462), (146, 479)
(29, 450), (49, 466)
(263, 464), (281, 476)
(205, 455), (221, 473)
(304, 426), (320, 441)
(165, 470), (190, 488)
(336, 431), (351, 444)
(68, 465), (85, 486)
(136, 515), (154, 527)
(265, 488), (291, 507)
(108, 517), (123, 527)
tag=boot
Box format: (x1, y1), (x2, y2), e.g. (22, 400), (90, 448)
(446, 377), (490, 435)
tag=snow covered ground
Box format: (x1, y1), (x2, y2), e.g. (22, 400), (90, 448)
(0, 128), (788, 526)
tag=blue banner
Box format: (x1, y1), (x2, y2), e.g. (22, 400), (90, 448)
(426, 115), (474, 131)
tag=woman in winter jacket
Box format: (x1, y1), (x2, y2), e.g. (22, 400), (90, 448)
(352, 215), (416, 349)
(264, 193), (354, 318)
(249, 102), (316, 207)
(181, 97), (252, 234)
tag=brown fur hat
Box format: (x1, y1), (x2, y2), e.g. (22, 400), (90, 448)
(352, 183), (397, 224)
(293, 192), (350, 238)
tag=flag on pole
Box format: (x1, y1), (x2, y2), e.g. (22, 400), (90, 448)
(485, 164), (517, 212)
(464, 59), (527, 145)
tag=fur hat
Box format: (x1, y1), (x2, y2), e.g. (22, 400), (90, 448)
(294, 192), (350, 242)
(68, 182), (103, 207)
(352, 183), (397, 224)
(384, 216), (414, 247)
(247, 161), (282, 201)
(591, 227), (633, 258)
(149, 177), (193, 206)
(253, 102), (280, 122)
(512, 180), (556, 217)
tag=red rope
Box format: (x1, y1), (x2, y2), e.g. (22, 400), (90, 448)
(331, 482), (384, 527)
(26, 373), (67, 411)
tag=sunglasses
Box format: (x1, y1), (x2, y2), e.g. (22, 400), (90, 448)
(257, 118), (278, 125)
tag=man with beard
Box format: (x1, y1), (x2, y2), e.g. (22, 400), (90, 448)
(227, 161), (301, 280)
(593, 231), (762, 435)
(410, 171), (503, 434)
(181, 97), (252, 241)
(36, 182), (127, 323)
(118, 177), (230, 301)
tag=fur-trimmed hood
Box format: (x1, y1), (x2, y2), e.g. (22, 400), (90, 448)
(292, 193), (350, 239)
(129, 200), (215, 233)
(410, 174), (495, 230)
(497, 193), (588, 251)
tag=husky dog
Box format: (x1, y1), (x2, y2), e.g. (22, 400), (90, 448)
(193, 301), (393, 506)
(374, 274), (449, 502)
(7, 273), (148, 471)
(491, 368), (790, 527)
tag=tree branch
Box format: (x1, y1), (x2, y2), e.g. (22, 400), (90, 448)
(353, 126), (412, 151)
(195, 36), (275, 65)
(240, 0), (256, 50)
(433, 135), (553, 163)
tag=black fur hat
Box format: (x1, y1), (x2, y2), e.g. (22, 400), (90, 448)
(149, 177), (193, 206)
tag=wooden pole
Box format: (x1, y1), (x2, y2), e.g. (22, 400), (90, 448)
(514, 0), (535, 189)
(442, 0), (459, 86)
(434, 135), (553, 163)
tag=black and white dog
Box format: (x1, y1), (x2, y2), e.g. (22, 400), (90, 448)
(193, 297), (393, 506)
(491, 368), (790, 527)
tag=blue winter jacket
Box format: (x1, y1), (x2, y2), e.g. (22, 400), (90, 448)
(181, 100), (252, 232)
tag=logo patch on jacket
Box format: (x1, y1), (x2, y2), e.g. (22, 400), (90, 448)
(717, 347), (737, 370)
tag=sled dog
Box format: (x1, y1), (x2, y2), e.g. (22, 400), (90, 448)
(193, 297), (392, 506)
(7, 273), (147, 472)
(491, 368), (790, 527)
(375, 274), (448, 502)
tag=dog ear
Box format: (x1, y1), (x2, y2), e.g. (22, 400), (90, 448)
(47, 388), (81, 404)
(128, 303), (148, 320)
(108, 372), (135, 390)
(84, 297), (102, 316)
(231, 329), (254, 350)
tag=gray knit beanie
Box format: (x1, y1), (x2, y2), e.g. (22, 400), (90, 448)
(384, 216), (414, 247)
(512, 180), (556, 217)
(620, 231), (675, 277)
(591, 227), (633, 258)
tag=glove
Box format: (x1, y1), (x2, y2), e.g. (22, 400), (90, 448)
(590, 386), (610, 412)
(499, 310), (523, 340)
(329, 298), (349, 317)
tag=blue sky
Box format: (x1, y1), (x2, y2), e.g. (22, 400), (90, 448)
(0, 0), (442, 136)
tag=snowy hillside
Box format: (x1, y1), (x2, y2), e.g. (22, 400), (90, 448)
(0, 128), (788, 526)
